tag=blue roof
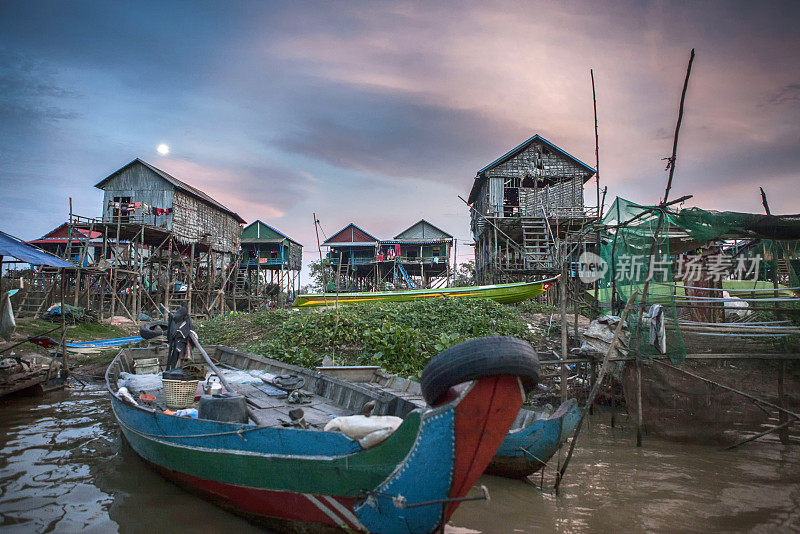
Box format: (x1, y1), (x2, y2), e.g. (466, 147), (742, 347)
(0, 230), (74, 268)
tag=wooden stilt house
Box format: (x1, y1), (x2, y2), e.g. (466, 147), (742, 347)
(237, 220), (302, 307)
(467, 135), (597, 283)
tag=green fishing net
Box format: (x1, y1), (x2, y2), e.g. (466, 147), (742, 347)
(599, 198), (800, 363)
(599, 198), (686, 363)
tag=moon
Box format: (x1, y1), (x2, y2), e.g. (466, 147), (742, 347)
(157, 144), (170, 155)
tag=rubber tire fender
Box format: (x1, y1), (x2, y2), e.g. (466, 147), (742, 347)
(139, 321), (169, 340)
(420, 336), (539, 406)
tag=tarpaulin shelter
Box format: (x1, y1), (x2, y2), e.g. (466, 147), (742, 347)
(0, 230), (75, 268)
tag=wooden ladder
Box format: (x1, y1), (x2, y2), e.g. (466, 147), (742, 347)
(776, 258), (792, 282)
(521, 217), (553, 270)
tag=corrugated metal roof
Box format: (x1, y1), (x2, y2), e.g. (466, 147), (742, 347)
(241, 220), (302, 247)
(393, 219), (453, 240)
(94, 158), (246, 224)
(323, 223), (379, 245)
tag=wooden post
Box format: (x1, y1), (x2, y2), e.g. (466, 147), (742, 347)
(100, 230), (107, 321)
(573, 276), (579, 342)
(165, 237), (173, 314)
(779, 360), (789, 444)
(187, 242), (195, 315)
(636, 363), (643, 447)
(560, 264), (568, 403)
(60, 271), (68, 378)
(662, 49), (695, 205)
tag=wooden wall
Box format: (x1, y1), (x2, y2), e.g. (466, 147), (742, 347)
(99, 162), (241, 253)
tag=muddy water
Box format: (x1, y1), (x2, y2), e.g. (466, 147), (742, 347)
(1, 385), (798, 533)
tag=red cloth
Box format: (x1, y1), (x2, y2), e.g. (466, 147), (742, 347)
(29, 336), (58, 349)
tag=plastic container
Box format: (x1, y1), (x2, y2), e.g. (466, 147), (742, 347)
(198, 394), (248, 424)
(133, 358), (160, 375)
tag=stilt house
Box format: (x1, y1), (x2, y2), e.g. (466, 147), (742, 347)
(237, 220), (302, 306)
(323, 221), (453, 291)
(467, 135), (597, 283)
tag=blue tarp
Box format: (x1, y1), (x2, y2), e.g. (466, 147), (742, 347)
(65, 336), (144, 348)
(0, 231), (74, 267)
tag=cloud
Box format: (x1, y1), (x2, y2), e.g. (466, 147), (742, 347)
(150, 157), (317, 223)
(0, 52), (80, 125)
(2, 0), (800, 280)
(765, 83), (800, 106)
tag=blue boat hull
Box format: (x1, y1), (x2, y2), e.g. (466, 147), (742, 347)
(487, 399), (581, 478)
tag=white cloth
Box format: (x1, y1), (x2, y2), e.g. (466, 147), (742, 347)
(648, 304), (666, 354)
(324, 415), (403, 441)
(0, 291), (16, 341)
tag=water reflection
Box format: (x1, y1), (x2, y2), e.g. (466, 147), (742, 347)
(1, 386), (798, 533)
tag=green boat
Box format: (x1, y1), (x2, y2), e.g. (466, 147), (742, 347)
(292, 275), (560, 308)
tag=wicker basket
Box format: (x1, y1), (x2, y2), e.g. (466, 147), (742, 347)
(163, 379), (199, 410)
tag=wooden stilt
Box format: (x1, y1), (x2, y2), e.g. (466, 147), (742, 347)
(560, 264), (568, 403)
(636, 363), (643, 447)
(778, 360), (789, 444)
(60, 272), (68, 378)
(188, 243), (195, 315)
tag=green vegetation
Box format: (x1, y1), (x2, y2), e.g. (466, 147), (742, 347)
(198, 298), (538, 377)
(14, 318), (131, 341)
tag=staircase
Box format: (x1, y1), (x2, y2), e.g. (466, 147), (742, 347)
(521, 217), (554, 270)
(15, 274), (54, 318)
(395, 262), (418, 289)
(235, 267), (248, 293)
(17, 287), (49, 317)
(776, 258), (792, 282)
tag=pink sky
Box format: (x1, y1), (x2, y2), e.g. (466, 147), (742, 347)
(2, 1), (798, 279)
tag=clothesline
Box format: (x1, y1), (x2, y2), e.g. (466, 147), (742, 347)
(108, 200), (172, 217)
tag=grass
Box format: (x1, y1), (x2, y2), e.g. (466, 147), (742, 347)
(198, 298), (540, 378)
(14, 318), (131, 341)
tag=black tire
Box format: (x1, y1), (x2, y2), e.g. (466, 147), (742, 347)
(420, 336), (539, 405)
(140, 321), (168, 340)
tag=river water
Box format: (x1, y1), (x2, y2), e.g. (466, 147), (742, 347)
(1, 384), (798, 533)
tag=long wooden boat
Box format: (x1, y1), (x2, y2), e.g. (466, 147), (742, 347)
(292, 276), (560, 308)
(106, 338), (539, 532)
(314, 358), (580, 479)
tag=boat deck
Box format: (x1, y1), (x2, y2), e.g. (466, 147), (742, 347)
(109, 346), (421, 429)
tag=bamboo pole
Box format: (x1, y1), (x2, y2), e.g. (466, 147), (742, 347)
(187, 242), (194, 315)
(60, 271), (68, 378)
(560, 263), (568, 403)
(662, 49), (695, 205)
(313, 213), (329, 306)
(778, 360), (789, 444)
(189, 331), (266, 426)
(555, 290), (638, 492)
(635, 363), (644, 446)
